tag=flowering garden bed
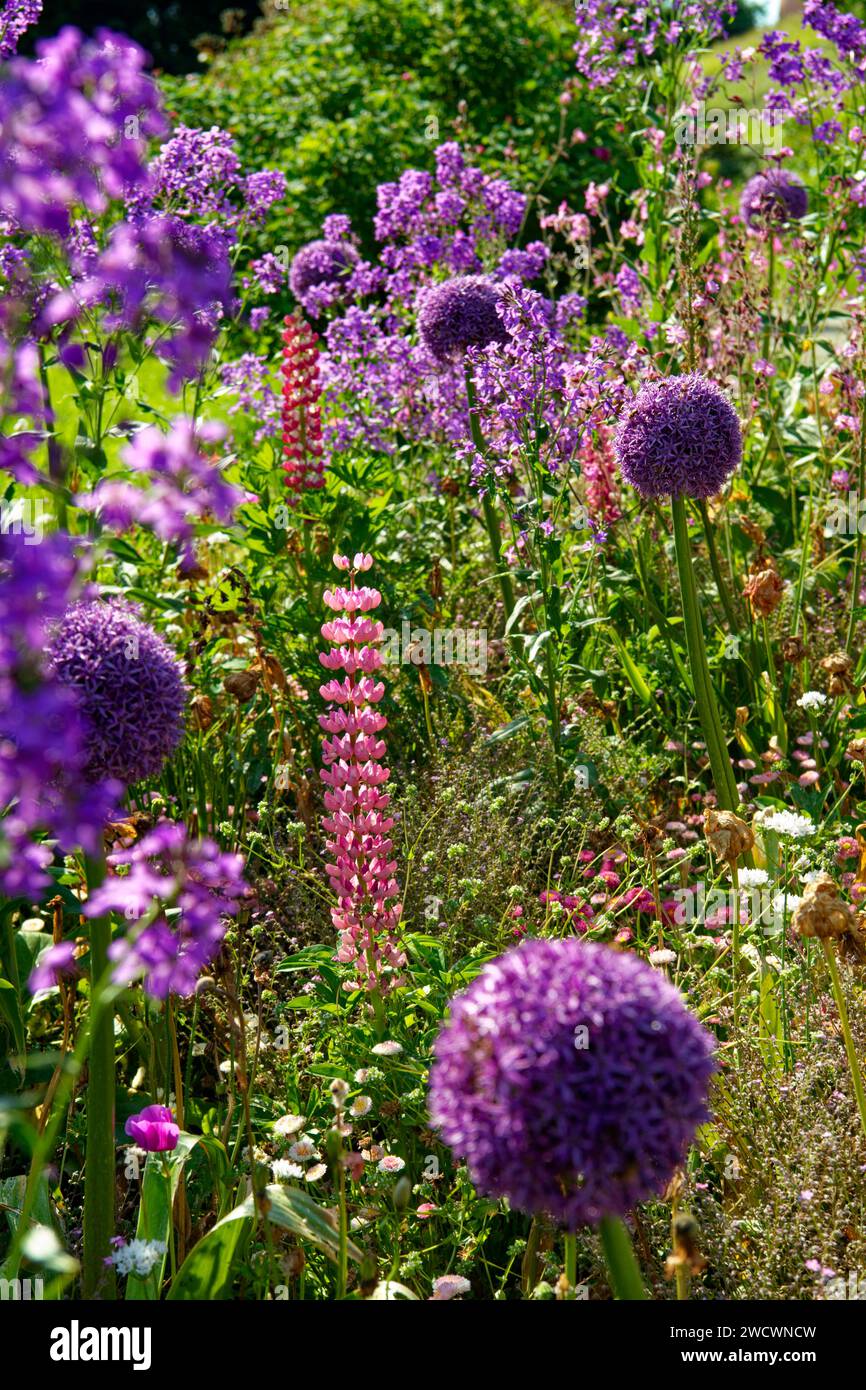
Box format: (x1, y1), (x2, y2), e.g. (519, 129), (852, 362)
(3, 0), (866, 1331)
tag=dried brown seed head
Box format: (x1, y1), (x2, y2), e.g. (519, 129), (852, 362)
(704, 808), (754, 863)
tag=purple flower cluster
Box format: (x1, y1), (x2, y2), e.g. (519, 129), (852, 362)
(85, 821), (247, 998)
(289, 239), (359, 315)
(573, 0), (736, 91)
(220, 353), (281, 445)
(79, 418), (245, 567)
(0, 27), (165, 236)
(49, 215), (233, 388)
(417, 276), (508, 362)
(740, 169), (808, 228)
(615, 374), (742, 500)
(0, 0), (42, 61)
(428, 937), (715, 1227)
(48, 598), (186, 786)
(143, 123), (286, 231)
(0, 534), (118, 900)
(311, 143), (549, 453)
(461, 283), (626, 489)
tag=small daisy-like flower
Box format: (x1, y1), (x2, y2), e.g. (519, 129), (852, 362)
(754, 808), (815, 839)
(329, 1078), (350, 1105)
(354, 1068), (370, 1084)
(272, 1160), (305, 1182)
(349, 1095), (373, 1118)
(289, 1138), (320, 1162)
(797, 690), (828, 711)
(431, 1275), (472, 1301)
(273, 1113), (306, 1137)
(306, 1163), (328, 1182)
(378, 1155), (405, 1174)
(417, 1202), (438, 1218)
(371, 1040), (403, 1057)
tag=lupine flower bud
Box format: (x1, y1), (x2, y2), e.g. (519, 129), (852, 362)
(280, 313), (326, 495)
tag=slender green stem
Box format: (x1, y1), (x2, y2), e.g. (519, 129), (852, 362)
(697, 500), (738, 634)
(564, 1232), (577, 1293)
(762, 235), (774, 363)
(822, 940), (866, 1145)
(81, 852), (117, 1299)
(671, 496), (739, 811)
(599, 1216), (648, 1300)
(464, 368), (515, 618)
(846, 390), (866, 653)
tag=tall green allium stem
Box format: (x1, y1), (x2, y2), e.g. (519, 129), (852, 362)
(81, 851), (117, 1299)
(822, 940), (866, 1146)
(464, 367), (515, 618)
(671, 495), (739, 812)
(599, 1216), (648, 1300)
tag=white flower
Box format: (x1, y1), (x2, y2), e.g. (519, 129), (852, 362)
(648, 948), (676, 967)
(371, 1041), (403, 1057)
(289, 1138), (320, 1162)
(738, 868), (770, 888)
(772, 893), (803, 916)
(431, 1275), (472, 1301)
(329, 1078), (350, 1106)
(111, 1238), (166, 1278)
(273, 1113), (306, 1137)
(349, 1095), (373, 1118)
(354, 1068), (370, 1084)
(272, 1160), (304, 1182)
(754, 809), (815, 839)
(306, 1163), (328, 1182)
(797, 691), (827, 711)
(377, 1155), (405, 1174)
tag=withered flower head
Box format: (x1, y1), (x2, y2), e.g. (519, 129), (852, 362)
(820, 650), (854, 698)
(792, 874), (856, 940)
(743, 565), (784, 617)
(190, 692), (214, 731)
(781, 634), (807, 664)
(704, 808), (754, 863)
(847, 737), (866, 766)
(224, 668), (260, 703)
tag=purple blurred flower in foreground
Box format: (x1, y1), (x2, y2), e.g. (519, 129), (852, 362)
(46, 216), (233, 388)
(740, 169), (808, 228)
(0, 0), (42, 61)
(125, 1104), (179, 1152)
(48, 598), (186, 786)
(0, 27), (164, 236)
(78, 418), (245, 566)
(0, 533), (118, 900)
(429, 937), (715, 1227)
(86, 821), (247, 998)
(28, 939), (77, 993)
(417, 276), (509, 363)
(615, 373), (742, 499)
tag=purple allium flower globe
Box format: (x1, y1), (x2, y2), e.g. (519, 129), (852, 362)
(429, 938), (715, 1228)
(48, 599), (186, 786)
(614, 373), (742, 500)
(740, 169), (808, 229)
(289, 238), (358, 300)
(417, 276), (509, 363)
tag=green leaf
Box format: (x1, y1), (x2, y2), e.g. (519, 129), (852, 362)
(126, 1134), (208, 1301)
(167, 1196), (254, 1301)
(261, 1184), (364, 1264)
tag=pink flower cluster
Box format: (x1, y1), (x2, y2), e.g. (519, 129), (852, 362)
(319, 554), (405, 992)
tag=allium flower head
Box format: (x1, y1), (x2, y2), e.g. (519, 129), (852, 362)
(615, 373), (742, 499)
(417, 276), (509, 362)
(429, 937), (715, 1227)
(740, 169), (808, 228)
(289, 239), (357, 308)
(48, 599), (186, 785)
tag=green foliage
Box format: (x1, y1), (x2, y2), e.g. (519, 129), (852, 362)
(161, 0), (583, 254)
